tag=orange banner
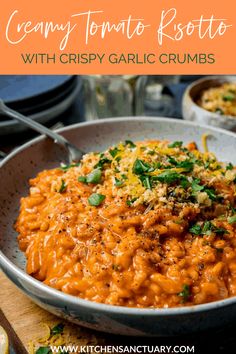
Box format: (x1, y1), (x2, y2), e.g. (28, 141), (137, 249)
(0, 0), (235, 74)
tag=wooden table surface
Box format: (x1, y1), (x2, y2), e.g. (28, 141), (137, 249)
(0, 271), (107, 353)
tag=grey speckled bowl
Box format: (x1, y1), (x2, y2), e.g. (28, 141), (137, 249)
(182, 76), (236, 132)
(1, 117), (236, 337)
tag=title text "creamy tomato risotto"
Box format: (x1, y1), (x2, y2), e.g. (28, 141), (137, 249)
(16, 139), (236, 308)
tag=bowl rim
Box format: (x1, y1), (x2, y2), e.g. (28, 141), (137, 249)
(184, 75), (236, 122)
(1, 116), (236, 316)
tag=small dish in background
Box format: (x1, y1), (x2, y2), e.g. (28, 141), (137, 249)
(182, 76), (236, 132)
(0, 76), (82, 135)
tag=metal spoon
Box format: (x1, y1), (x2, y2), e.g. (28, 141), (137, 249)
(0, 99), (84, 163)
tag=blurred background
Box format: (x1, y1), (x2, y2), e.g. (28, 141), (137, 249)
(0, 74), (235, 158)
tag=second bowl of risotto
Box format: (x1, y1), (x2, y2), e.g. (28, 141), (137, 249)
(182, 76), (236, 132)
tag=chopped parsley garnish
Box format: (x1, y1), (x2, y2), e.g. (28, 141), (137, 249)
(180, 178), (190, 189)
(191, 178), (204, 194)
(115, 156), (121, 163)
(155, 171), (186, 185)
(178, 284), (191, 303)
(211, 225), (228, 235)
(133, 159), (153, 175)
(226, 163), (234, 170)
(125, 140), (136, 148)
(167, 156), (176, 165)
(36, 347), (52, 354)
(50, 323), (65, 335)
(147, 150), (155, 155)
(204, 188), (219, 201)
(223, 93), (235, 101)
(58, 179), (67, 193)
(126, 197), (138, 206)
(156, 162), (163, 169)
(202, 221), (213, 234)
(95, 156), (111, 169)
(191, 179), (220, 202)
(114, 177), (124, 187)
(168, 141), (183, 148)
(60, 162), (80, 171)
(167, 157), (194, 172)
(140, 175), (152, 189)
(78, 176), (87, 183)
(189, 224), (202, 235)
(86, 168), (102, 184)
(228, 215), (236, 224)
(88, 193), (105, 206)
(78, 168), (102, 184)
(189, 221), (228, 236)
(109, 147), (120, 158)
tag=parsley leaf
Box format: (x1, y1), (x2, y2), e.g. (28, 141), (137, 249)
(58, 179), (67, 193)
(95, 156), (111, 169)
(114, 177), (124, 187)
(125, 140), (136, 148)
(36, 347), (52, 354)
(109, 147), (120, 158)
(78, 176), (87, 183)
(177, 160), (194, 172)
(226, 163), (234, 171)
(189, 221), (228, 236)
(78, 168), (102, 184)
(86, 168), (102, 184)
(88, 193), (105, 206)
(180, 178), (190, 189)
(126, 197), (138, 206)
(228, 215), (236, 224)
(204, 188), (218, 201)
(133, 159), (152, 175)
(168, 141), (183, 148)
(202, 221), (212, 235)
(167, 157), (194, 172)
(189, 224), (202, 235)
(155, 171), (185, 184)
(212, 225), (228, 235)
(50, 323), (65, 335)
(60, 163), (80, 171)
(178, 284), (191, 303)
(140, 175), (152, 189)
(121, 174), (128, 180)
(147, 150), (155, 156)
(191, 179), (205, 194)
(223, 93), (235, 101)
(191, 179), (220, 201)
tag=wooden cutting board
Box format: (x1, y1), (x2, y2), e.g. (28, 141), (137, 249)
(0, 271), (106, 352)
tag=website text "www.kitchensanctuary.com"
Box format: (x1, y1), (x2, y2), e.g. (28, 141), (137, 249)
(49, 344), (195, 353)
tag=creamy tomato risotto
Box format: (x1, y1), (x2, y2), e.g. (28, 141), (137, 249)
(16, 140), (236, 308)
